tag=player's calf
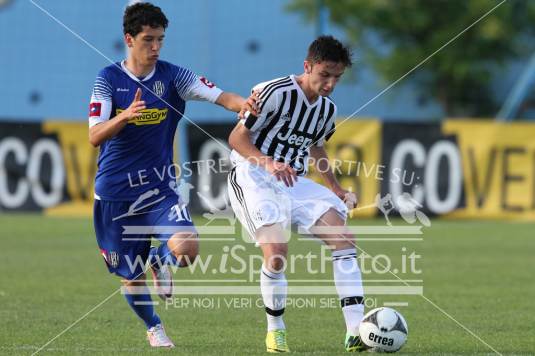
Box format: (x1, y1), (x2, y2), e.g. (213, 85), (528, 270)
(123, 277), (174, 347)
(256, 224), (289, 346)
(148, 233), (198, 301)
(312, 208), (365, 345)
(121, 276), (167, 336)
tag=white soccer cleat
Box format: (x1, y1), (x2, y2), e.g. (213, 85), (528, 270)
(147, 324), (175, 348)
(150, 264), (173, 301)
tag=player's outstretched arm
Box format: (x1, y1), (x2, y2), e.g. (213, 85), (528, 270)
(310, 146), (357, 208)
(215, 92), (259, 117)
(89, 88), (145, 147)
(229, 123), (297, 187)
(215, 92), (244, 113)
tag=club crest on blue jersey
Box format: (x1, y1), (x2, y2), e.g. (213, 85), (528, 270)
(153, 80), (165, 97)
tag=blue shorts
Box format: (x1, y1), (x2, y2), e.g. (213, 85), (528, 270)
(93, 193), (196, 280)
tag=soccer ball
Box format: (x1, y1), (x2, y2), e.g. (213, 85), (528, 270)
(359, 307), (408, 352)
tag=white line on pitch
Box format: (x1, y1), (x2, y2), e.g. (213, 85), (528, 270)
(383, 302), (409, 307)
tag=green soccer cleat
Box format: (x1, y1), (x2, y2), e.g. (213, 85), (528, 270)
(345, 333), (367, 352)
(266, 329), (290, 353)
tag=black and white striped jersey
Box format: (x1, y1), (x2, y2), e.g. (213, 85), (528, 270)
(235, 75), (337, 176)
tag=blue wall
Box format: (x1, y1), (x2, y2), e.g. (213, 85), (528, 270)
(1, 0), (510, 122)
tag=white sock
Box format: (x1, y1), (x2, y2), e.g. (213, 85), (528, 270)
(332, 248), (364, 335)
(261, 264), (287, 331)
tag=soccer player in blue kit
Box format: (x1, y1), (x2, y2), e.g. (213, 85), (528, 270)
(88, 2), (254, 347)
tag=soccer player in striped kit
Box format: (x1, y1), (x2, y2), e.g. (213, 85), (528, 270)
(227, 36), (366, 352)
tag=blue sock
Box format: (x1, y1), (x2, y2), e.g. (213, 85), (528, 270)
(149, 243), (180, 269)
(124, 291), (161, 329)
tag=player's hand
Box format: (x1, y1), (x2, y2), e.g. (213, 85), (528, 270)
(334, 188), (358, 210)
(265, 159), (298, 187)
(239, 91), (260, 119)
(121, 88), (145, 121)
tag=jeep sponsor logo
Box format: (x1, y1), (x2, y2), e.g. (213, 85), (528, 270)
(276, 130), (312, 149)
(117, 108), (168, 125)
(368, 332), (394, 346)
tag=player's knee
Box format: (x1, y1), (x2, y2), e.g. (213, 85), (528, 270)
(168, 233), (199, 266)
(267, 257), (286, 272)
(178, 246), (199, 266)
(264, 243), (288, 272)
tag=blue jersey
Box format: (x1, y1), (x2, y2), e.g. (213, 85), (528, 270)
(89, 60), (222, 201)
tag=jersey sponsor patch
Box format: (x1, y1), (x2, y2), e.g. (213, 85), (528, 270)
(116, 108), (168, 125)
(199, 76), (216, 88)
(89, 102), (102, 117)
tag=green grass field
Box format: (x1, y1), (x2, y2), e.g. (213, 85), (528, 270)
(0, 214), (533, 355)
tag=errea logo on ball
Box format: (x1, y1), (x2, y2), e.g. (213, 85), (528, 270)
(116, 108), (168, 125)
(368, 332), (394, 346)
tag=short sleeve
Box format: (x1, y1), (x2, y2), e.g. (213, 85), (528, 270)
(88, 70), (113, 127)
(314, 103), (337, 147)
(174, 67), (223, 103)
(242, 83), (279, 132)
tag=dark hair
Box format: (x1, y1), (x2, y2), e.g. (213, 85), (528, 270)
(123, 2), (168, 36)
(306, 35), (352, 67)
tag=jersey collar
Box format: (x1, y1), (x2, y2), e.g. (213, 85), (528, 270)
(290, 74), (321, 107)
(120, 60), (157, 82)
